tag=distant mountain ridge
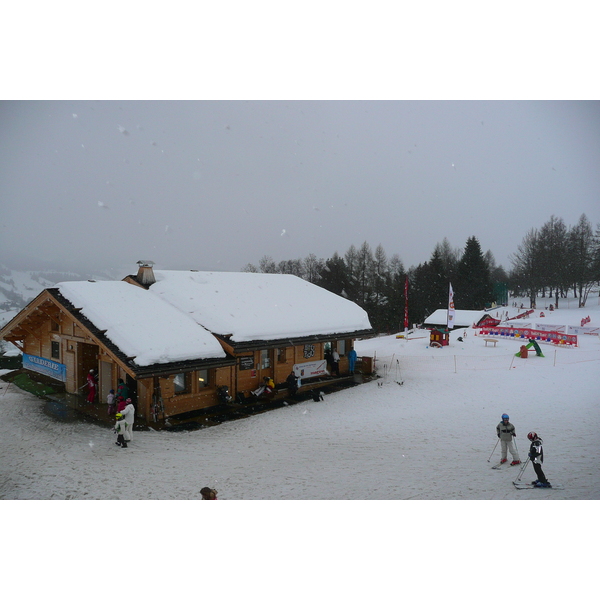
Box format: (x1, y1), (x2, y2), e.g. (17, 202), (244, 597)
(0, 264), (124, 326)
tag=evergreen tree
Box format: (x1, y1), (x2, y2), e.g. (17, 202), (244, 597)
(318, 252), (349, 296)
(456, 236), (494, 309)
(407, 263), (432, 324)
(434, 237), (460, 281)
(386, 254), (406, 332)
(355, 241), (374, 307)
(428, 247), (449, 310)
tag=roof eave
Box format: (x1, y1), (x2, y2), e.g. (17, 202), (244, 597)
(219, 328), (374, 352)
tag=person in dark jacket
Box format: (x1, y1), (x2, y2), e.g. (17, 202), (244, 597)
(528, 432), (551, 487)
(116, 378), (129, 401)
(200, 487), (217, 500)
(286, 371), (298, 397)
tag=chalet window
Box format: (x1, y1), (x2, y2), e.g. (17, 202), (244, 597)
(197, 369), (209, 389)
(51, 320), (59, 332)
(174, 372), (190, 394)
(51, 341), (60, 360)
(337, 340), (346, 355)
(260, 349), (271, 369)
(277, 348), (286, 363)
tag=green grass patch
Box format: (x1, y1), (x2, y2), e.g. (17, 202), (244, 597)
(8, 372), (63, 397)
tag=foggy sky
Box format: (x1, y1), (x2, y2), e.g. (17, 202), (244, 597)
(1, 100), (599, 276)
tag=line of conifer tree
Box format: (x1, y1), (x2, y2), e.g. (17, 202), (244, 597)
(242, 213), (599, 333)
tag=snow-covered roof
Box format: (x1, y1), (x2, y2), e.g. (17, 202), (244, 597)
(148, 271), (372, 343)
(424, 309), (487, 328)
(53, 272), (371, 367)
(57, 281), (227, 367)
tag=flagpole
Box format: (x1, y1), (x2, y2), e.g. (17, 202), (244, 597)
(404, 275), (409, 336)
(448, 283), (455, 332)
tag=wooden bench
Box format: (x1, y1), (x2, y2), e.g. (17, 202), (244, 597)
(484, 338), (498, 347)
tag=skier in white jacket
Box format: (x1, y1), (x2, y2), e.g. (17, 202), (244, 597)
(120, 399), (135, 442)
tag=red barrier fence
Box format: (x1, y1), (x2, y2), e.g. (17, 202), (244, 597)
(479, 326), (578, 347)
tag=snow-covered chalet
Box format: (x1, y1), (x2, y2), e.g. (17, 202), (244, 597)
(0, 261), (373, 424)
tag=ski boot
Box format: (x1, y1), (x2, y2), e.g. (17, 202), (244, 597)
(500, 458), (508, 464)
(531, 480), (539, 485)
(535, 481), (551, 488)
(510, 460), (521, 465)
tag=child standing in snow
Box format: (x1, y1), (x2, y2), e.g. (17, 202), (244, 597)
(107, 389), (116, 416)
(114, 413), (128, 448)
(496, 414), (520, 465)
(528, 432), (551, 487)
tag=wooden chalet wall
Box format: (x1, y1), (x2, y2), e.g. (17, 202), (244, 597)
(221, 338), (354, 397)
(158, 365), (234, 418)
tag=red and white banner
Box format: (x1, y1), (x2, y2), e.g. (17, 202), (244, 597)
(294, 360), (328, 380)
(447, 283), (456, 329)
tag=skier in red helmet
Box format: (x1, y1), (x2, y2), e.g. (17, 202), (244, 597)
(528, 432), (551, 488)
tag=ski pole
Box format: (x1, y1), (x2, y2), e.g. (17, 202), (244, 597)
(487, 438), (500, 462)
(515, 457), (530, 482)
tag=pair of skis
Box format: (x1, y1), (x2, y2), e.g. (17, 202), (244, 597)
(491, 460), (520, 470)
(492, 458), (564, 490)
(513, 481), (564, 490)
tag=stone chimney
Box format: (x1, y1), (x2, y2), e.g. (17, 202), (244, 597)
(136, 260), (156, 286)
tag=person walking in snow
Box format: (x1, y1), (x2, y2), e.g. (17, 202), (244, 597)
(120, 398), (135, 442)
(107, 388), (116, 416)
(527, 432), (551, 487)
(113, 413), (128, 448)
(496, 414), (520, 465)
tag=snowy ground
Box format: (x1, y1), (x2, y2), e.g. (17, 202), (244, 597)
(2, 296), (598, 596)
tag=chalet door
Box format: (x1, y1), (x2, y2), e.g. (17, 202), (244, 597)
(64, 348), (76, 393)
(258, 349), (273, 380)
(77, 342), (98, 393)
(126, 374), (137, 406)
(99, 361), (113, 404)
